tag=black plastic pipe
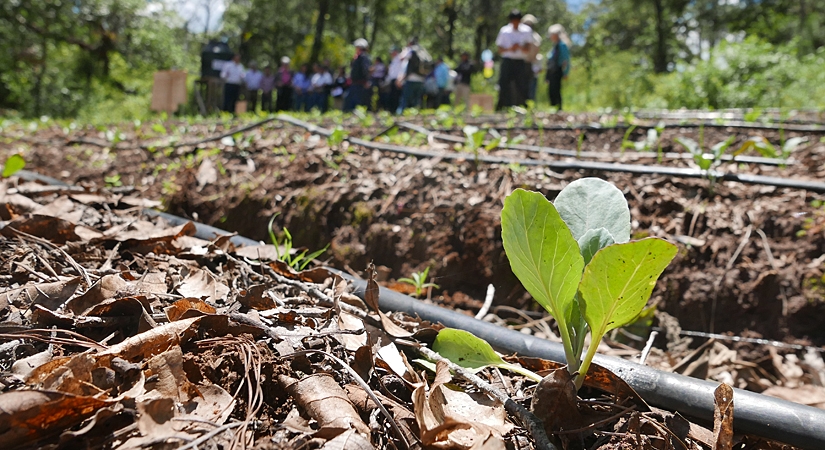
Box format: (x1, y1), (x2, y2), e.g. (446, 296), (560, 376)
(277, 114), (825, 193)
(144, 208), (825, 450)
(396, 121), (794, 166)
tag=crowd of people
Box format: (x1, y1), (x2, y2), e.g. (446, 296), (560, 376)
(219, 9), (570, 114)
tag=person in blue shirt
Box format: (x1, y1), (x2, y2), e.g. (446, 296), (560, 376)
(433, 57), (450, 107)
(545, 24), (571, 111)
(291, 64), (312, 111)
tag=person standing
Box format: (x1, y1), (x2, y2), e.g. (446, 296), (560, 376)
(244, 61), (263, 113)
(260, 65), (276, 112)
(495, 10), (532, 110)
(385, 46), (404, 112)
(521, 14), (543, 102)
(344, 38), (372, 112)
(291, 64), (312, 111)
(370, 56), (386, 111)
(331, 66), (349, 110)
(220, 54), (245, 112)
(546, 24), (571, 111)
(433, 57), (450, 107)
(454, 52), (474, 108)
(396, 38), (428, 114)
(275, 57), (293, 112)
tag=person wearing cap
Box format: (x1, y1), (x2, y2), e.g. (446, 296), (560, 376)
(275, 57), (293, 112)
(546, 24), (571, 110)
(244, 61), (263, 113)
(521, 14), (543, 102)
(495, 9), (533, 110)
(260, 65), (276, 112)
(344, 38), (372, 112)
(220, 54), (245, 112)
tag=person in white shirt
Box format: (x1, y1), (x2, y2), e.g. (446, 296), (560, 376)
(244, 61), (263, 113)
(310, 63), (333, 111)
(495, 10), (533, 109)
(385, 47), (404, 111)
(220, 54), (245, 112)
(521, 14), (543, 101)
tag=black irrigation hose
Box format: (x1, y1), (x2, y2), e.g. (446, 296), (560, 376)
(277, 114), (825, 193)
(14, 169), (825, 448)
(396, 122), (794, 167)
(428, 120), (825, 133)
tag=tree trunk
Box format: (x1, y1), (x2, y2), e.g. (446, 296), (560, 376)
(444, 0), (458, 58)
(370, 0), (385, 48)
(310, 0), (330, 65)
(652, 0), (668, 73)
(33, 36), (48, 117)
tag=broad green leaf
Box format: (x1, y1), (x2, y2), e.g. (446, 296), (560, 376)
(502, 189), (584, 324)
(554, 178), (631, 244)
(577, 228), (615, 265)
(433, 328), (506, 371)
(432, 328), (542, 381)
(676, 137), (700, 156)
(711, 136), (735, 159)
(2, 154), (26, 178)
(578, 238), (678, 338)
(782, 137), (807, 154)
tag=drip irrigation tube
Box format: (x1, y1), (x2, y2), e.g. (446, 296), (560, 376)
(436, 121), (825, 133)
(277, 114), (825, 193)
(150, 209), (825, 449)
(396, 122), (794, 167)
(13, 169), (825, 449)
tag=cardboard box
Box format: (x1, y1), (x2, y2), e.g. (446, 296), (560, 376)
(469, 93), (494, 113)
(151, 70), (187, 113)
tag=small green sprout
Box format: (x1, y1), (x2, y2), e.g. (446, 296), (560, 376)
(398, 266), (439, 298)
(2, 154), (26, 178)
(268, 213), (329, 271)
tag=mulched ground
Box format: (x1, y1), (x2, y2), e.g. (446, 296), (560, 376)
(1, 111), (824, 449)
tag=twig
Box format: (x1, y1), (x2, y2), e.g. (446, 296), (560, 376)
(417, 346), (557, 450)
(639, 331), (658, 365)
(175, 421), (244, 450)
(282, 349), (411, 450)
(6, 227), (93, 286)
(755, 228), (790, 316)
(475, 284), (495, 320)
(555, 404), (636, 434)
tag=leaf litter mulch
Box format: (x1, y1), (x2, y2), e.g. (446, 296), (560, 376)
(1, 112), (825, 449)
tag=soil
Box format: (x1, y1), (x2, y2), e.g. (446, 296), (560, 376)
(1, 111), (825, 448)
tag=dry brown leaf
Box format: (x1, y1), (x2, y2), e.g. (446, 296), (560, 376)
(1, 214), (81, 244)
(234, 244), (283, 261)
(279, 372), (370, 438)
(320, 428), (375, 450)
(531, 368), (584, 434)
(65, 274), (128, 315)
(140, 346), (198, 403)
(237, 284), (278, 310)
(0, 277), (82, 311)
(178, 384), (235, 426)
(268, 260), (333, 283)
(177, 268), (229, 302)
(0, 390), (110, 447)
(363, 263), (412, 338)
(761, 384), (825, 408)
(165, 298), (217, 321)
(713, 383), (734, 450)
(413, 360), (511, 449)
(337, 311), (367, 351)
(100, 316), (201, 362)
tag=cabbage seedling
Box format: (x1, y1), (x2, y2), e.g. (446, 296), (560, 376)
(501, 179), (676, 388)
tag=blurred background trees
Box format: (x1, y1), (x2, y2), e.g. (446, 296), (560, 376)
(1, 0), (823, 120)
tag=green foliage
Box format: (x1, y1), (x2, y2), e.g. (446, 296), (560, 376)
(327, 126), (347, 147)
(267, 213), (329, 271)
(2, 154), (26, 178)
(398, 266), (439, 298)
(501, 179), (676, 388)
(739, 136), (807, 160)
(676, 136), (735, 171)
(432, 328), (542, 382)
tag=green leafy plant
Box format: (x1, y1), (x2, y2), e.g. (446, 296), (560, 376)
(432, 328), (542, 382)
(622, 122), (665, 154)
(327, 126), (347, 147)
(268, 213), (329, 271)
(501, 180), (677, 388)
(104, 174), (123, 187)
(398, 266), (439, 298)
(739, 135), (807, 160)
(462, 125), (487, 166)
(2, 154), (26, 178)
(676, 135), (736, 193)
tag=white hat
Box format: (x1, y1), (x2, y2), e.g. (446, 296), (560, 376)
(280, 56), (291, 64)
(353, 38), (369, 49)
(548, 24), (565, 35)
(521, 14), (538, 26)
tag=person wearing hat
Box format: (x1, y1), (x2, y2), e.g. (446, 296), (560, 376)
(545, 24), (572, 110)
(220, 53), (245, 113)
(495, 9), (533, 110)
(260, 64), (276, 112)
(275, 56), (294, 112)
(521, 14), (543, 101)
(244, 61), (263, 113)
(345, 38), (372, 112)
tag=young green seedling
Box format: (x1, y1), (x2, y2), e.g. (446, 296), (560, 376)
(432, 328), (542, 382)
(268, 213), (329, 271)
(2, 154), (26, 178)
(398, 266), (439, 298)
(501, 179), (676, 388)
